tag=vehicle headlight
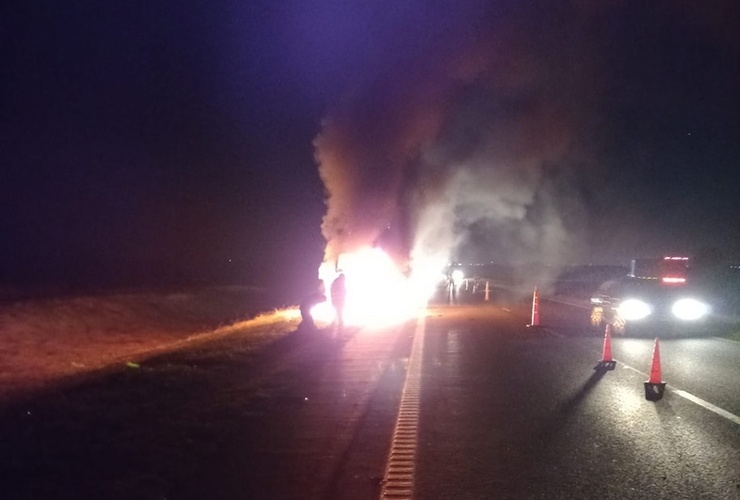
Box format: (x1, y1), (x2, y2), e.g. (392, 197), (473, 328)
(451, 269), (465, 286)
(671, 298), (710, 321)
(617, 299), (652, 320)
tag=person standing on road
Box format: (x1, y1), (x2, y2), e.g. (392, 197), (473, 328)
(330, 272), (347, 335)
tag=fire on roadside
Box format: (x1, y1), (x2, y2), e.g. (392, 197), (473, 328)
(310, 246), (438, 328)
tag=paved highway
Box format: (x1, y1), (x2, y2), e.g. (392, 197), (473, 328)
(410, 301), (740, 499)
(1, 294), (737, 499)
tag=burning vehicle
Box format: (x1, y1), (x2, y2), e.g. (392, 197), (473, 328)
(309, 246), (440, 329)
(590, 256), (713, 336)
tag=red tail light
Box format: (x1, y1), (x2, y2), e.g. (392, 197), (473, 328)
(662, 276), (686, 284)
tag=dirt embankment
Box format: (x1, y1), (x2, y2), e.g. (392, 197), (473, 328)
(0, 286), (297, 400)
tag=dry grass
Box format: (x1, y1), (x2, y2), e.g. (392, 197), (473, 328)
(0, 286), (298, 401)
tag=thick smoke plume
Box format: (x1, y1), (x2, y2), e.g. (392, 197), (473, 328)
(315, 2), (603, 272)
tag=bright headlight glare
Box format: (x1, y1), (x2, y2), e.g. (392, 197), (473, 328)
(451, 269), (465, 286)
(672, 298), (709, 321)
(618, 299), (652, 320)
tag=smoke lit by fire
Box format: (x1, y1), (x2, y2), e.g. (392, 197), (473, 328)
(312, 2), (736, 319)
(314, 2), (607, 294)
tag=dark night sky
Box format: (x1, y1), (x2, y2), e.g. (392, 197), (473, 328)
(1, 1), (739, 292)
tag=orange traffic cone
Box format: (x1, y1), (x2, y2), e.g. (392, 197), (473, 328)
(644, 337), (666, 401)
(594, 324), (617, 370)
(526, 286), (541, 328)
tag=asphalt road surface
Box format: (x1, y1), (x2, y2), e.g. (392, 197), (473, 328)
(1, 294), (738, 500)
(414, 300), (740, 500)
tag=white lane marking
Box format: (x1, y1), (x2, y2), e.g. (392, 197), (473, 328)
(671, 390), (740, 425)
(617, 360), (740, 426)
(381, 316), (426, 500)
